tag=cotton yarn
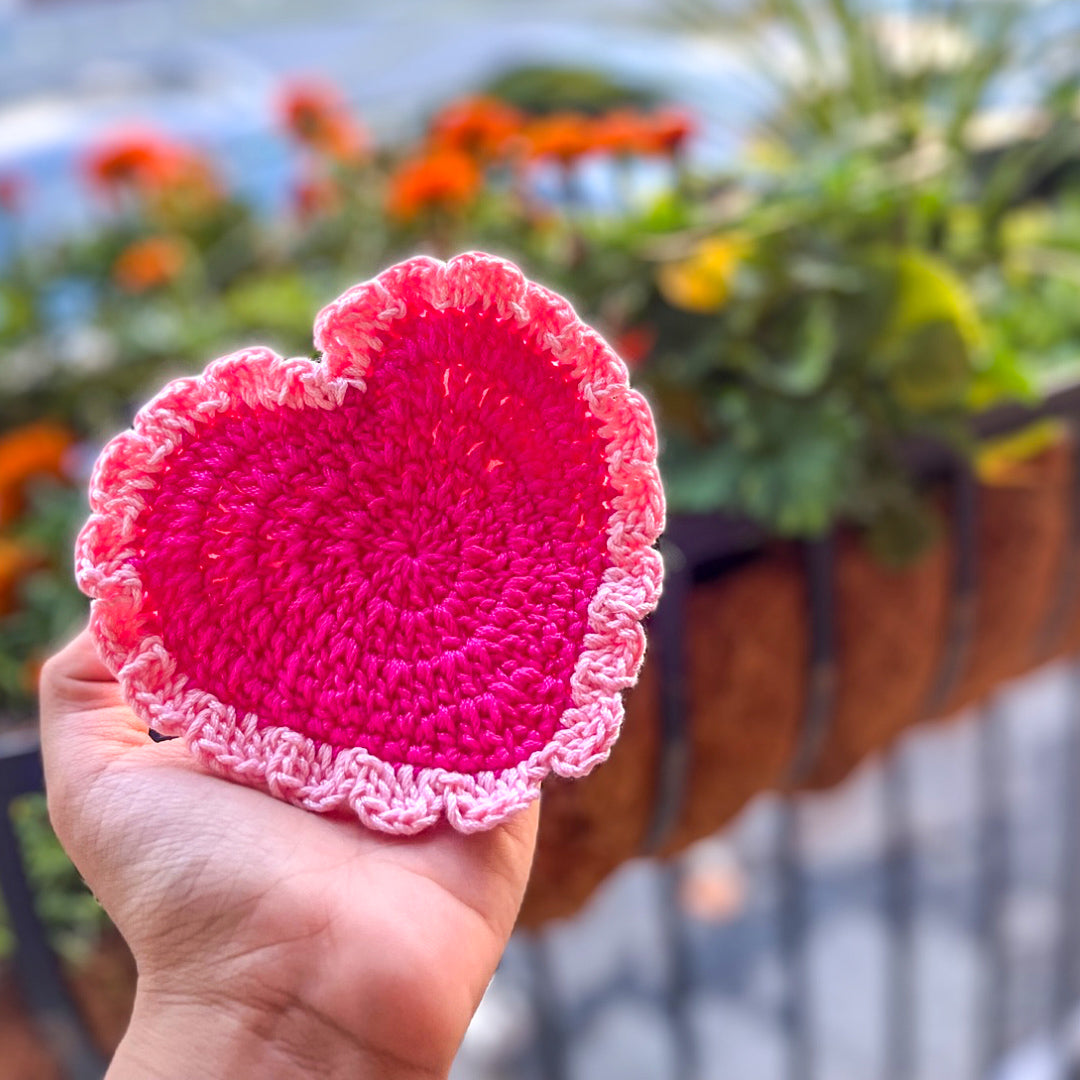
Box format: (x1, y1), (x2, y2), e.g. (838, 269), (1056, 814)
(75, 252), (665, 833)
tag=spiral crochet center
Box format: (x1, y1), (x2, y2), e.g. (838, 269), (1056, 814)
(135, 307), (614, 772)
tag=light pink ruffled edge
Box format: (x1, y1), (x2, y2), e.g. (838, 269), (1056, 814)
(74, 252), (665, 834)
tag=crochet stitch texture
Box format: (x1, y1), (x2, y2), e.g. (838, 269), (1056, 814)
(75, 252), (665, 833)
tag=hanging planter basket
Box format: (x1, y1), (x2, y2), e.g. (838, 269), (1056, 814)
(521, 392), (1080, 926)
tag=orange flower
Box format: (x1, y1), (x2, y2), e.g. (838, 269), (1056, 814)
(641, 107), (697, 156)
(521, 112), (595, 164)
(387, 150), (481, 221)
(429, 96), (523, 159)
(0, 538), (32, 615)
(0, 421), (73, 526)
(278, 79), (369, 164)
(292, 173), (343, 220)
(592, 110), (654, 157)
(147, 153), (222, 217)
(113, 236), (187, 293)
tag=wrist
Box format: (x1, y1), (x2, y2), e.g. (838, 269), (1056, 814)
(110, 982), (442, 1080)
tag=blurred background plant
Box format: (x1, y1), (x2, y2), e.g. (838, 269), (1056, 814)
(3, 0), (1080, 962)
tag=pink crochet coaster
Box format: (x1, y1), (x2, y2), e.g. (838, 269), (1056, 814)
(75, 253), (664, 834)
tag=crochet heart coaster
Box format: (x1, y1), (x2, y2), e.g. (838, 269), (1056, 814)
(75, 253), (664, 833)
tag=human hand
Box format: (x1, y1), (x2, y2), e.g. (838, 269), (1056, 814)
(40, 627), (539, 1080)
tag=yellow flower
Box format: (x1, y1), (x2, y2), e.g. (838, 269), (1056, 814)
(657, 236), (749, 314)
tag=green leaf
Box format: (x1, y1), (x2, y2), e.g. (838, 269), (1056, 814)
(225, 272), (318, 341)
(969, 343), (1036, 409)
(661, 392), (863, 536)
(0, 283), (36, 341)
(886, 320), (972, 410)
(759, 298), (836, 395)
(880, 249), (986, 353)
(660, 445), (739, 513)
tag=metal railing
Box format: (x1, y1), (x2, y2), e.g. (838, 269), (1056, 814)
(0, 729), (104, 1078)
(500, 672), (1080, 1080)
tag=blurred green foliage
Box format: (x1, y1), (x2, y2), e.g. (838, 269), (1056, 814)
(8, 795), (108, 963)
(482, 64), (659, 115)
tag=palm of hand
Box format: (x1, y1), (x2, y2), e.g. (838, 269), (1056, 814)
(41, 631), (539, 1078)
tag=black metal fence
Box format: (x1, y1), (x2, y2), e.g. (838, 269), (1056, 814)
(474, 665), (1080, 1080)
(0, 730), (105, 1079)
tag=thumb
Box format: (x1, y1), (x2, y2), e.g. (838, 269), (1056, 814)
(38, 626), (149, 817)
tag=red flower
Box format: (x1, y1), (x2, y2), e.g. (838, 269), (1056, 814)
(292, 173), (343, 220)
(641, 108), (697, 156)
(278, 79), (369, 164)
(85, 129), (186, 190)
(614, 324), (657, 370)
(387, 150), (481, 221)
(429, 96), (523, 160)
(83, 128), (222, 214)
(0, 173), (24, 214)
(83, 129), (168, 191)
